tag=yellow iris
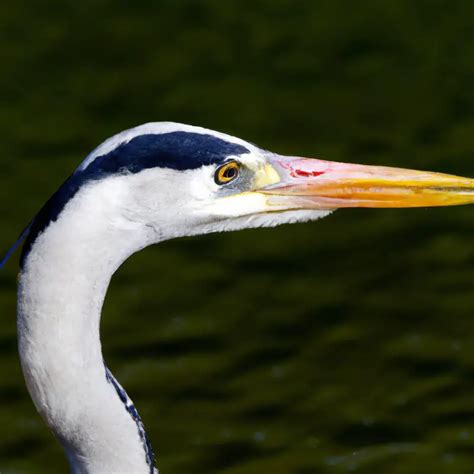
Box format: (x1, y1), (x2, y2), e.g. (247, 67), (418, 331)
(215, 161), (240, 185)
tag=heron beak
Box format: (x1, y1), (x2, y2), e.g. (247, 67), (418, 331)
(260, 155), (474, 209)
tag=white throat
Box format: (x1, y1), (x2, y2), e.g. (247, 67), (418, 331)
(17, 180), (158, 474)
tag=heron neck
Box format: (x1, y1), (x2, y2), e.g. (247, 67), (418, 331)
(17, 195), (156, 473)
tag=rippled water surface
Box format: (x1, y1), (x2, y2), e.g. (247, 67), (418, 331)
(0, 1), (474, 473)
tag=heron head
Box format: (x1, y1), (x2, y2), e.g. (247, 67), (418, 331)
(98, 122), (474, 237)
(18, 122), (474, 267)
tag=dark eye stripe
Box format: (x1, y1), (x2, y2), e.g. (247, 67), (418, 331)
(83, 132), (249, 174)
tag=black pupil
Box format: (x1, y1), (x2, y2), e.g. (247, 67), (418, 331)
(223, 166), (237, 179)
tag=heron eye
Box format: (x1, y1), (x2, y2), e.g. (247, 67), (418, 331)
(215, 161), (241, 185)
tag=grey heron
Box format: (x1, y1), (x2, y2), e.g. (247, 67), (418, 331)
(2, 122), (474, 473)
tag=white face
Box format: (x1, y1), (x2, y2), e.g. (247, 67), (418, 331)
(119, 148), (331, 242)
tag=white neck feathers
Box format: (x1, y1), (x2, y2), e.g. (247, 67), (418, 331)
(17, 180), (157, 473)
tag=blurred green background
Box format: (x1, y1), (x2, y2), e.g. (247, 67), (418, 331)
(1, 1), (474, 473)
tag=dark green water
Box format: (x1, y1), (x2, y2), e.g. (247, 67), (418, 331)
(1, 1), (474, 472)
